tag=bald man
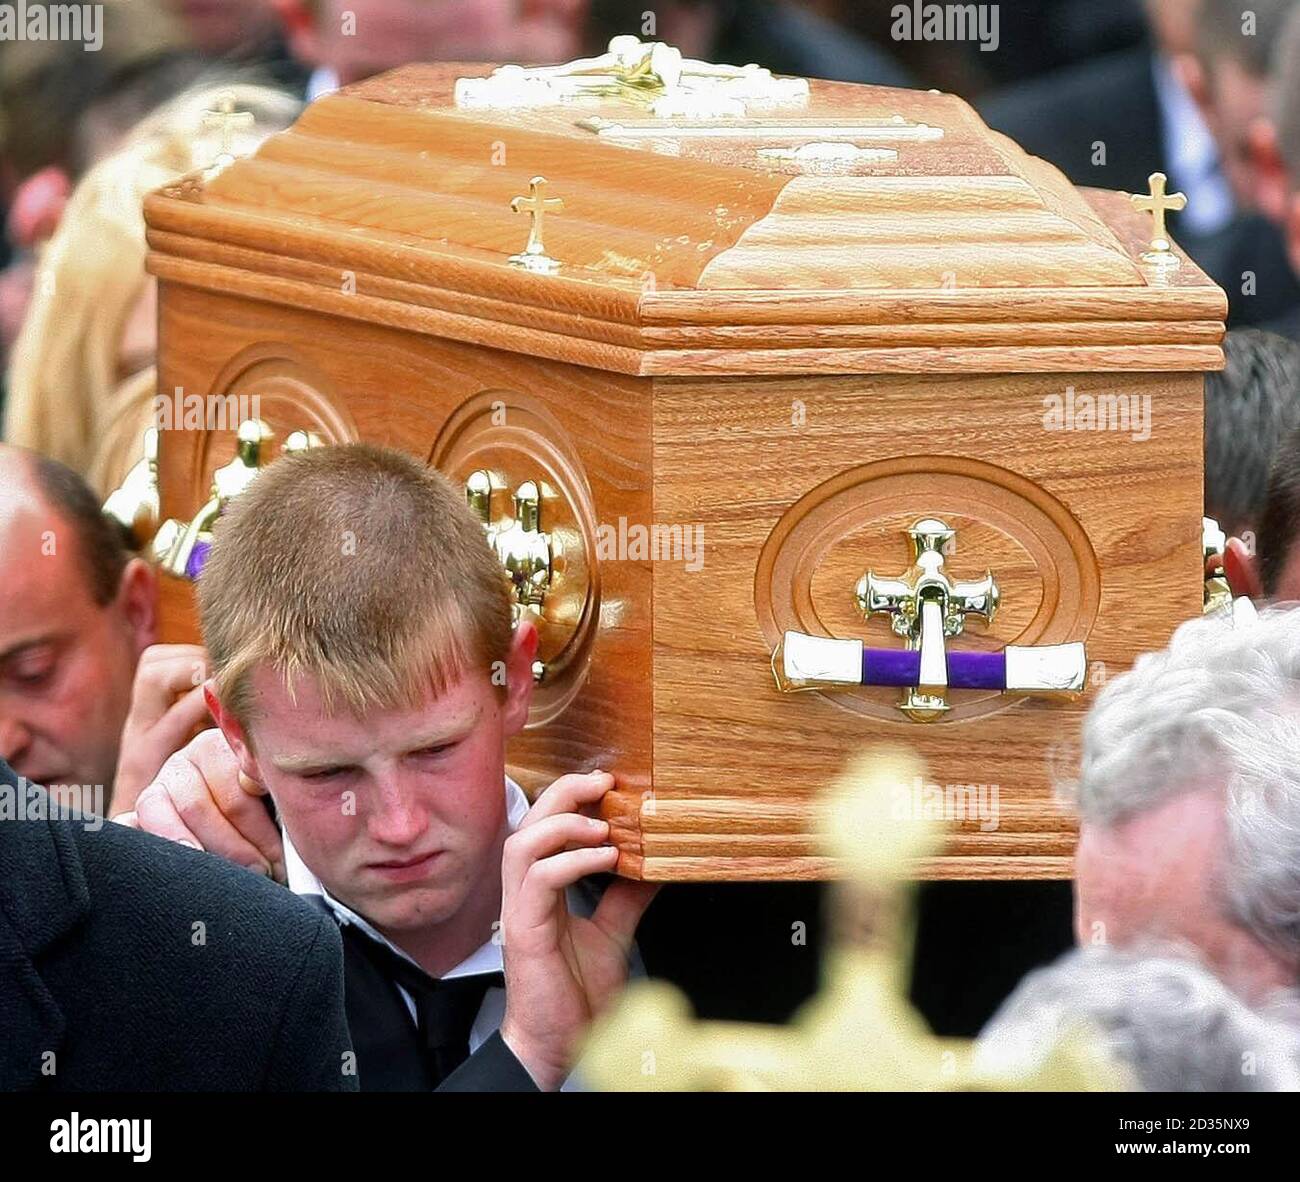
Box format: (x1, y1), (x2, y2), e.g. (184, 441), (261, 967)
(0, 445), (207, 812)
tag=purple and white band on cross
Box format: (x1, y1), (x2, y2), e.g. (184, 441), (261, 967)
(777, 631), (1087, 695)
(861, 647), (1007, 690)
(186, 537), (212, 581)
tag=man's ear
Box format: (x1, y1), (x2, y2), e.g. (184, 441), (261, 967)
(1224, 535), (1264, 600)
(115, 556), (158, 653)
(501, 618), (540, 738)
(203, 681), (259, 781)
(1251, 117), (1293, 226)
(1175, 51), (1211, 122)
(270, 0), (322, 65)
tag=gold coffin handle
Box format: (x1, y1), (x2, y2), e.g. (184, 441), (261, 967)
(102, 427), (161, 549)
(467, 469), (551, 683)
(151, 421), (320, 579)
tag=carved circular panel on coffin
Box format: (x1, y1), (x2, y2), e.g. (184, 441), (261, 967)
(188, 349), (357, 503)
(754, 456), (1101, 723)
(428, 390), (599, 728)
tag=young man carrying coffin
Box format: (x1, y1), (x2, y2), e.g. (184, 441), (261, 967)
(113, 444), (656, 1091)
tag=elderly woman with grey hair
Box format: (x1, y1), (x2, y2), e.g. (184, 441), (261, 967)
(975, 947), (1300, 1092)
(1064, 605), (1300, 1004)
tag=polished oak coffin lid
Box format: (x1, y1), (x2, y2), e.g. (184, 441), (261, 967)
(144, 60), (1226, 376)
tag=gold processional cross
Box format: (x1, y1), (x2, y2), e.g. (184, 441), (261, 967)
(580, 748), (1128, 1091)
(202, 92), (255, 170)
(509, 176), (565, 273)
(1129, 171), (1187, 267)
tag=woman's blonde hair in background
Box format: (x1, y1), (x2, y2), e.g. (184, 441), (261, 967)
(4, 79), (301, 492)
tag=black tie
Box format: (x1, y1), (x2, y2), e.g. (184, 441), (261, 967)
(338, 921), (504, 1086)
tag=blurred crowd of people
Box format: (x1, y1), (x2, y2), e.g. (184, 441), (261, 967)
(11, 2), (1300, 477)
(11, 0), (1300, 480)
(6, 0), (1300, 1095)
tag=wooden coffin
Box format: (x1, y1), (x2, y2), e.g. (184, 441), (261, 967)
(143, 48), (1225, 881)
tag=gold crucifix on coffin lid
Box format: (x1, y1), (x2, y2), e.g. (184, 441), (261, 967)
(1129, 171), (1188, 268)
(201, 91), (256, 175)
(456, 34), (810, 119)
(508, 176), (565, 273)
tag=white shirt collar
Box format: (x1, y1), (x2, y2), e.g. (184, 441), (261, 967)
(1151, 53), (1235, 236)
(284, 775), (531, 980)
(305, 65), (340, 103)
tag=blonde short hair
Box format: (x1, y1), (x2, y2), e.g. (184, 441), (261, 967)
(199, 444), (515, 728)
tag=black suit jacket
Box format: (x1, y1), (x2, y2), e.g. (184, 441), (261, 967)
(979, 46), (1300, 328)
(313, 896), (538, 1092)
(979, 44), (1160, 196)
(713, 0), (914, 89)
(0, 762), (356, 1091)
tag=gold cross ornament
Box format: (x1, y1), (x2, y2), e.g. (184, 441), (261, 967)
(1129, 171), (1187, 267)
(202, 92), (256, 171)
(509, 176), (564, 274)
